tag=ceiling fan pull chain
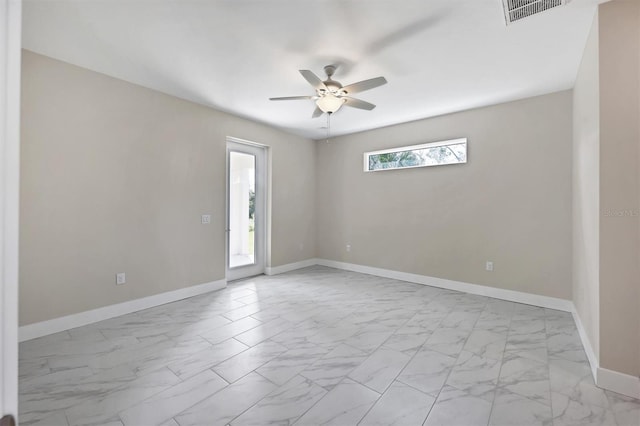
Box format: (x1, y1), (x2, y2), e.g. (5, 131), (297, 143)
(326, 113), (330, 143)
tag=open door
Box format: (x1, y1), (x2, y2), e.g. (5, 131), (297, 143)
(0, 0), (21, 422)
(226, 138), (267, 281)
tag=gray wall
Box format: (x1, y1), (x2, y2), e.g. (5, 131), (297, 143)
(572, 0), (640, 378)
(572, 10), (600, 363)
(598, 0), (639, 377)
(20, 51), (316, 325)
(316, 91), (573, 300)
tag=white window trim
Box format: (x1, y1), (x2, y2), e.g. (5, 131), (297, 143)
(363, 138), (467, 172)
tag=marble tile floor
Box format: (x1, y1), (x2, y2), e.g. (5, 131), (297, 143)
(19, 266), (640, 426)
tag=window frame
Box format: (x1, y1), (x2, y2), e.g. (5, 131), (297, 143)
(363, 138), (468, 172)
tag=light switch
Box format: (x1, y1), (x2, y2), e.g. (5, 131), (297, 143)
(201, 215), (211, 224)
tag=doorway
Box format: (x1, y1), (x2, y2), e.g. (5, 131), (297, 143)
(226, 138), (267, 281)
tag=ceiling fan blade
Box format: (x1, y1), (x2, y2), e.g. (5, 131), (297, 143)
(269, 96), (315, 101)
(312, 106), (324, 118)
(300, 70), (328, 91)
(343, 97), (376, 111)
(365, 14), (447, 56)
(342, 76), (387, 94)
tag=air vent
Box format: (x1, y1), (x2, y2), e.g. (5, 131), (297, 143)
(502, 0), (568, 24)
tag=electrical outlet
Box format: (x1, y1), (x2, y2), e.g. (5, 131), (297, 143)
(346, 244), (351, 252)
(116, 272), (126, 285)
(486, 261), (494, 272)
(201, 214), (211, 224)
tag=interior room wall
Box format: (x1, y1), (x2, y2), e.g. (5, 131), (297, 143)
(316, 91), (573, 300)
(572, 10), (600, 364)
(20, 50), (316, 326)
(597, 0), (640, 378)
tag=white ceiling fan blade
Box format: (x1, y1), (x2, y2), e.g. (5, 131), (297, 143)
(312, 106), (324, 118)
(343, 97), (376, 110)
(342, 76), (387, 94)
(300, 70), (328, 91)
(269, 96), (315, 101)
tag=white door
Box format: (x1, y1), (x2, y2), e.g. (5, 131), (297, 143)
(226, 139), (267, 281)
(1, 0), (21, 423)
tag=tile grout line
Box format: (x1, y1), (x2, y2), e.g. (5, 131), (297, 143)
(294, 374), (377, 426)
(224, 379), (274, 424)
(115, 335), (237, 426)
(545, 311), (557, 425)
(355, 309), (439, 425)
(128, 366), (232, 425)
(420, 298), (492, 426)
(485, 305), (516, 426)
(278, 307), (411, 425)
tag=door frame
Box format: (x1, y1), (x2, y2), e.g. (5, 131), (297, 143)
(1, 0), (21, 420)
(225, 137), (268, 281)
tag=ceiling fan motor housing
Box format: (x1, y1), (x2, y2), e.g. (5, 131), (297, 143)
(324, 65), (337, 77)
(322, 65), (343, 94)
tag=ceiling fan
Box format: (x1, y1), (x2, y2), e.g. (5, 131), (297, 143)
(269, 65), (387, 117)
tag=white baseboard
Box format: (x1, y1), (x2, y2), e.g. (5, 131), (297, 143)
(597, 367), (640, 400)
(571, 307), (599, 381)
(572, 307), (640, 400)
(19, 279), (227, 342)
(315, 259), (573, 312)
(265, 258), (319, 276)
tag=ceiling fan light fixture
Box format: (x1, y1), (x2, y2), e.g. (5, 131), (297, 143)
(316, 93), (345, 113)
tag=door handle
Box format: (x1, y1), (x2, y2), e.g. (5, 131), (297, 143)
(1, 415), (16, 426)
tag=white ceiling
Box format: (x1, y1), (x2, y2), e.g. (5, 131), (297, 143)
(23, 0), (601, 139)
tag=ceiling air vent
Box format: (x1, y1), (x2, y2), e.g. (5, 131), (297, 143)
(502, 0), (568, 24)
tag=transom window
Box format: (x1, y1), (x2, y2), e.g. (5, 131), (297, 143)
(364, 138), (467, 172)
